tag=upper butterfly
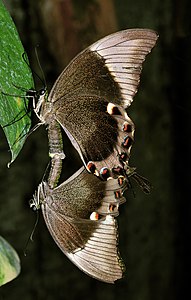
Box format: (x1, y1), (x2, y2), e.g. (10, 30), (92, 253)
(34, 29), (158, 179)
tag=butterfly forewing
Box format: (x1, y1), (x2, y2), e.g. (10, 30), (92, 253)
(49, 29), (158, 107)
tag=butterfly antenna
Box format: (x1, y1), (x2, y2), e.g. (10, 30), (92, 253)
(34, 46), (47, 89)
(23, 210), (40, 256)
(22, 50), (46, 90)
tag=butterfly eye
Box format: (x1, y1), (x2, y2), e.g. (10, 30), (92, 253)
(39, 88), (46, 96)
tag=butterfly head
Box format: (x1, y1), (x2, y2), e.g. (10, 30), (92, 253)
(33, 87), (51, 122)
(29, 182), (45, 211)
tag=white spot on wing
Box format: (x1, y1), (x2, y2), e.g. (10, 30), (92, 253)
(107, 102), (115, 114)
(90, 211), (99, 220)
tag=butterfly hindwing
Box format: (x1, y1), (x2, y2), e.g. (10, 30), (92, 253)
(55, 100), (135, 175)
(37, 166), (128, 283)
(67, 216), (124, 283)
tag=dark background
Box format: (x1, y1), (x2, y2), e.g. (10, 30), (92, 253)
(0, 0), (191, 299)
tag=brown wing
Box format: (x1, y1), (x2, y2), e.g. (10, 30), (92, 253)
(49, 29), (158, 108)
(40, 166), (127, 283)
(46, 29), (157, 174)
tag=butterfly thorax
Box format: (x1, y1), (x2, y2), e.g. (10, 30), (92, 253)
(36, 94), (53, 125)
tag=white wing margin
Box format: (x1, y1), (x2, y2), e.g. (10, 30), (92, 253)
(90, 29), (158, 108)
(67, 215), (124, 283)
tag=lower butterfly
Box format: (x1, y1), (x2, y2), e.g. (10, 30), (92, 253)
(31, 166), (128, 283)
(30, 28), (158, 282)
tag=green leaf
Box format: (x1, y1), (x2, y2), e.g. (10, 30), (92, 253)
(0, 236), (21, 286)
(0, 0), (34, 164)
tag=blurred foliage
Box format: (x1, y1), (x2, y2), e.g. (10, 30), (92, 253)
(0, 236), (20, 287)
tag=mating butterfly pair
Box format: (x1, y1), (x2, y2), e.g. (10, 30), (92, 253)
(30, 28), (158, 283)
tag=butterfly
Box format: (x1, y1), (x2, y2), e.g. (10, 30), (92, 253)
(31, 166), (128, 283)
(33, 28), (158, 181)
(30, 28), (158, 282)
